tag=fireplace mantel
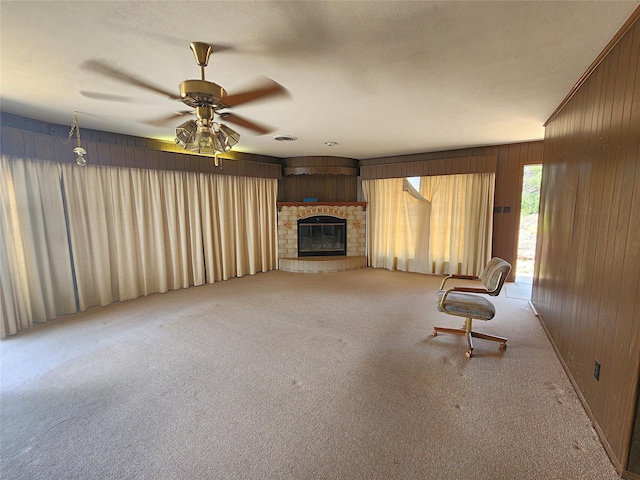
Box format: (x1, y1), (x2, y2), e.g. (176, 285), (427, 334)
(277, 202), (367, 211)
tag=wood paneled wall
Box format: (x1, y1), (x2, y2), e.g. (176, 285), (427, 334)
(283, 156), (359, 176)
(360, 142), (543, 279)
(278, 174), (358, 202)
(278, 156), (359, 202)
(360, 154), (498, 179)
(534, 15), (640, 474)
(0, 113), (283, 179)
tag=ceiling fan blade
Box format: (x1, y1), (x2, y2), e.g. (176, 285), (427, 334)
(219, 112), (273, 135)
(81, 59), (181, 100)
(190, 41), (234, 54)
(113, 26), (236, 53)
(80, 90), (133, 102)
(222, 78), (289, 107)
(141, 111), (193, 127)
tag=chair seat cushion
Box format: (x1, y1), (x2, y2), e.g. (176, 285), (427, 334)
(436, 290), (496, 320)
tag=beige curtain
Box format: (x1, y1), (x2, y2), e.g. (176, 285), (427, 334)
(62, 165), (208, 309)
(0, 157), (76, 337)
(420, 173), (495, 275)
(64, 165), (277, 306)
(199, 174), (277, 282)
(362, 178), (431, 273)
(1, 156), (278, 337)
(363, 173), (494, 277)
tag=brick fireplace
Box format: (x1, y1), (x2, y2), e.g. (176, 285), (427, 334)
(277, 202), (367, 273)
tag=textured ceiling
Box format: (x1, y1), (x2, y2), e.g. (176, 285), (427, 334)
(1, 1), (637, 159)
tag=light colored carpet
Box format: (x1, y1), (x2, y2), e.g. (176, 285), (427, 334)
(0, 268), (619, 479)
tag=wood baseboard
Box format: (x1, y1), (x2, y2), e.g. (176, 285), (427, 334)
(623, 470), (640, 480)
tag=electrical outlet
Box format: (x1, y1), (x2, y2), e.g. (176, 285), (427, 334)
(594, 360), (601, 381)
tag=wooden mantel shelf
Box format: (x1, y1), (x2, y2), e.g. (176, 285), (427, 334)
(277, 202), (367, 211)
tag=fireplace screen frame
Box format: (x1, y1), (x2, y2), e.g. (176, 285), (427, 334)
(297, 215), (347, 257)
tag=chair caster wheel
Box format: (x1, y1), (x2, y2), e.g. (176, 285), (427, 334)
(432, 329), (438, 337)
(499, 342), (507, 350)
(465, 350), (473, 358)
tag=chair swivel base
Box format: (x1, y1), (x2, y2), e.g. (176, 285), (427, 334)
(432, 323), (507, 358)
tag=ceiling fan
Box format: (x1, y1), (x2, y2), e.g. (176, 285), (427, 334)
(81, 42), (289, 156)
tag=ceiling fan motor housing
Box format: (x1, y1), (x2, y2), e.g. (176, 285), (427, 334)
(179, 80), (228, 109)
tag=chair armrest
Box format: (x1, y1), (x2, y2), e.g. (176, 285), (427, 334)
(452, 287), (488, 294)
(437, 287), (485, 310)
(438, 288), (454, 309)
(439, 274), (480, 290)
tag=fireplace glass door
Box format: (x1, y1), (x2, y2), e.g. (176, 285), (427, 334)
(298, 216), (346, 257)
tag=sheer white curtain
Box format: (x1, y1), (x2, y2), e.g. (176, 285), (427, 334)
(362, 178), (431, 273)
(0, 157), (76, 337)
(1, 156), (279, 337)
(420, 173), (495, 275)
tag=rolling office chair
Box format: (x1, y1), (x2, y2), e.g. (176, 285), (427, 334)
(432, 257), (512, 358)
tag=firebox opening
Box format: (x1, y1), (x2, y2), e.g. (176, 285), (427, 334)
(298, 215), (347, 257)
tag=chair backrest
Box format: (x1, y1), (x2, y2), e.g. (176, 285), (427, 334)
(478, 257), (512, 296)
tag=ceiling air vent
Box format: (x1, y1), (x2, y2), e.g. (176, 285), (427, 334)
(272, 135), (297, 142)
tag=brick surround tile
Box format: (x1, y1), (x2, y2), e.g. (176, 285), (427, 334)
(277, 204), (367, 261)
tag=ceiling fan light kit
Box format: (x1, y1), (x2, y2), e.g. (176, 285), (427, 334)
(175, 120), (198, 147)
(219, 124), (241, 148)
(174, 104), (240, 164)
(174, 119), (240, 166)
